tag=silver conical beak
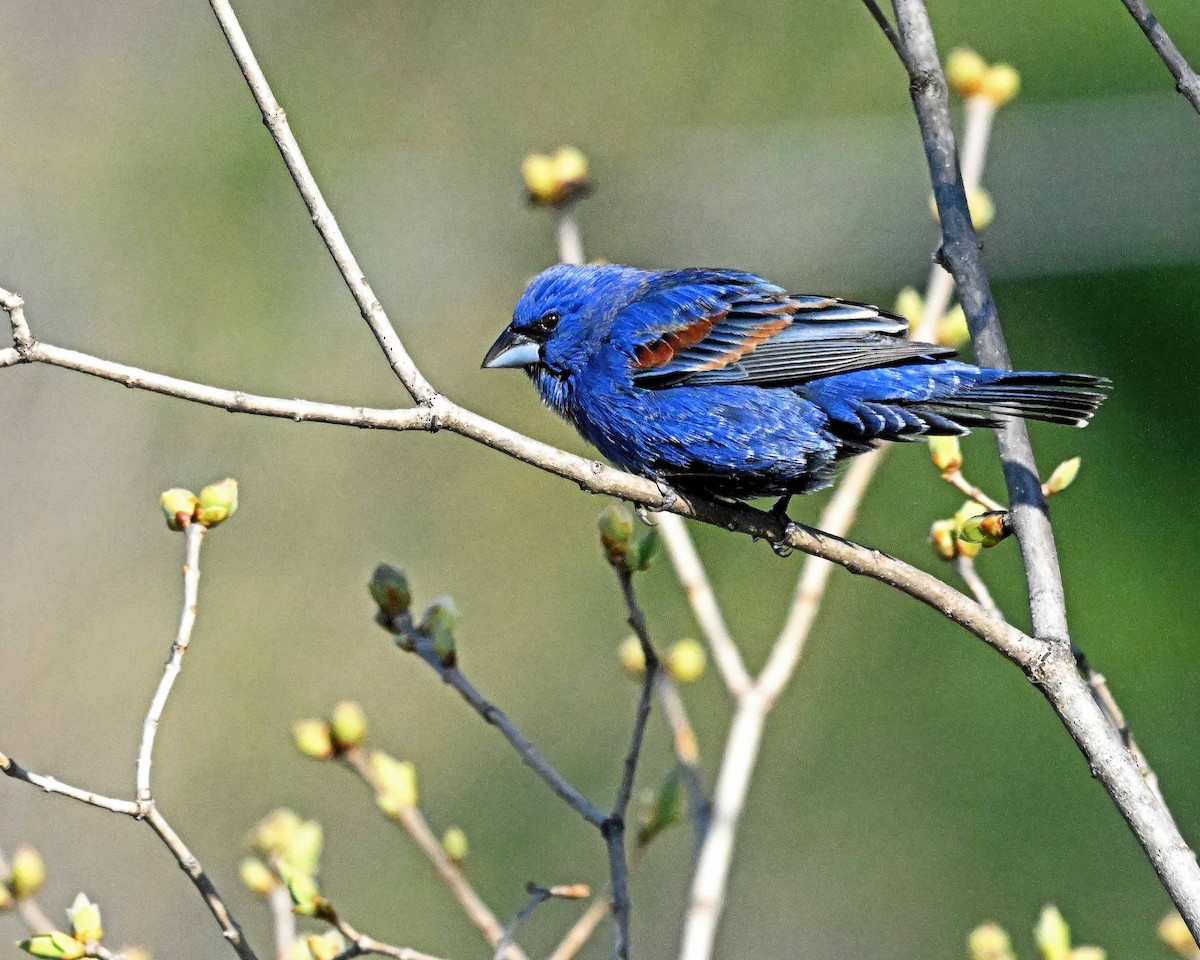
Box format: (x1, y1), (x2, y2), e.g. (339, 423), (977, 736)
(482, 329), (541, 369)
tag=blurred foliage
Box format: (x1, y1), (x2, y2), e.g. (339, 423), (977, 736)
(2, 2), (1199, 960)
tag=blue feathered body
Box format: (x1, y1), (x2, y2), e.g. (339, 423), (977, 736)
(485, 265), (1107, 501)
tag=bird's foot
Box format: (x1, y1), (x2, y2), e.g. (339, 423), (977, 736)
(769, 495), (796, 557)
(636, 480), (679, 523)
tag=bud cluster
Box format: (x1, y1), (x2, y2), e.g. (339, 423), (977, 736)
(522, 146), (592, 207)
(159, 478), (238, 531)
(598, 505), (660, 573)
(292, 701), (369, 761)
(241, 808), (325, 910)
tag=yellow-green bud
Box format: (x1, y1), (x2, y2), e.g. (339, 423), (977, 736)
(441, 826), (469, 864)
(196, 478), (238, 528)
(292, 720), (335, 761)
(239, 858), (277, 897)
(946, 48), (988, 98)
(665, 639), (706, 684)
(598, 504), (636, 566)
(958, 510), (1011, 547)
(370, 752), (418, 810)
(306, 932), (347, 960)
(286, 938), (313, 960)
(1035, 905), (1071, 960)
(18, 933), (86, 960)
(968, 923), (1015, 960)
(936, 304), (971, 348)
(1043, 457), (1081, 496)
(981, 64), (1021, 107)
(929, 187), (994, 231)
(66, 893), (102, 944)
(522, 146), (592, 207)
(329, 701), (367, 750)
(249, 808), (303, 858)
(420, 597), (459, 667)
(281, 820), (323, 876)
(637, 771), (683, 847)
(276, 864), (320, 916)
(893, 287), (924, 324)
(954, 500), (988, 527)
(369, 564), (412, 618)
(929, 519), (959, 561)
(617, 635), (646, 676)
(1070, 948), (1105, 960)
(160, 488), (198, 531)
(1158, 912), (1199, 959)
(928, 435), (963, 472)
(627, 528), (660, 572)
(9, 845), (46, 900)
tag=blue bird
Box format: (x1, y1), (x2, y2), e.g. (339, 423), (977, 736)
(482, 264), (1107, 513)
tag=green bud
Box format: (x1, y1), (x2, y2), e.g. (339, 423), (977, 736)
(160, 488), (198, 531)
(958, 510), (1012, 548)
(276, 863), (320, 916)
(441, 826), (469, 864)
(329, 701), (367, 751)
(968, 923), (1015, 960)
(291, 720), (334, 761)
(9, 845), (46, 900)
(196, 478), (238, 528)
(929, 519), (959, 561)
(18, 933), (86, 960)
(598, 504), (636, 566)
(928, 435), (963, 472)
(306, 932), (347, 960)
(239, 858), (276, 897)
(1043, 456), (1081, 496)
(249, 808), (303, 858)
(369, 564), (412, 618)
(421, 597), (459, 667)
(637, 770), (684, 846)
(281, 820), (323, 877)
(370, 752), (418, 810)
(1036, 905), (1071, 960)
(626, 529), (660, 572)
(617, 635), (646, 677)
(66, 893), (102, 944)
(665, 638), (706, 684)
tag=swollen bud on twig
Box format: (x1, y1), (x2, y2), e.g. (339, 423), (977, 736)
(946, 48), (989, 98)
(958, 510), (1012, 548)
(196, 478), (238, 528)
(9, 845), (46, 900)
(277, 863), (321, 917)
(665, 638), (706, 684)
(292, 720), (335, 761)
(968, 923), (1015, 960)
(981, 64), (1021, 107)
(17, 933), (86, 960)
(441, 826), (469, 864)
(929, 519), (961, 561)
(1043, 457), (1081, 497)
(1035, 905), (1071, 960)
(420, 597), (459, 667)
(617, 635), (646, 676)
(370, 752), (419, 812)
(598, 505), (636, 565)
(239, 858), (277, 897)
(548, 884), (591, 900)
(936, 305), (970, 349)
(305, 932), (346, 960)
(1158, 912), (1200, 960)
(368, 564), (412, 618)
(329, 701), (367, 751)
(636, 771), (684, 847)
(66, 893), (102, 944)
(928, 435), (963, 473)
(281, 820), (323, 876)
(522, 146), (592, 207)
(160, 488), (199, 531)
(931, 187), (995, 231)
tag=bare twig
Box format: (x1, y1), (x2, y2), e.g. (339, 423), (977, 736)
(889, 0), (1200, 936)
(319, 902), (446, 960)
(204, 0), (436, 404)
(1117, 0), (1200, 116)
(0, 753), (140, 816)
(339, 747), (528, 960)
(492, 884), (586, 960)
(555, 205), (586, 267)
(857, 0), (909, 66)
(138, 522), (206, 803)
(940, 468), (1005, 512)
(953, 556), (1003, 620)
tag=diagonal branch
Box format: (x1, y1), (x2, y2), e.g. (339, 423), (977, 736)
(1117, 0), (1200, 116)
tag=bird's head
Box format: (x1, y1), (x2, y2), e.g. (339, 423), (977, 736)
(482, 264), (648, 380)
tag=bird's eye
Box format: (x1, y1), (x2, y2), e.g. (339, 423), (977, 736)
(528, 311), (561, 339)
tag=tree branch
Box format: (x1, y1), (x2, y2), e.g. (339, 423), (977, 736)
(1117, 0), (1200, 116)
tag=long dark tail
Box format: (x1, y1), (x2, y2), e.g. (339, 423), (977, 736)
(920, 371), (1110, 430)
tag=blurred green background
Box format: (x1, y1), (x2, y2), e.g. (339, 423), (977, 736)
(3, 1), (1199, 958)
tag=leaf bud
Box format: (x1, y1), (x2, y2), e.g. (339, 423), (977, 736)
(160, 489), (198, 531)
(329, 701), (367, 751)
(627, 529), (660, 572)
(636, 771), (684, 847)
(9, 845), (46, 900)
(281, 820), (323, 876)
(370, 752), (418, 810)
(893, 287), (924, 324)
(1035, 905), (1071, 960)
(291, 720), (335, 761)
(665, 638), (706, 684)
(946, 48), (988, 98)
(18, 934), (86, 960)
(929, 519), (959, 561)
(1158, 912), (1199, 959)
(369, 564), (412, 618)
(1070, 948), (1105, 960)
(66, 893), (102, 944)
(196, 478), (238, 528)
(617, 635), (646, 677)
(306, 932), (347, 960)
(958, 510), (1012, 547)
(441, 827), (469, 864)
(928, 435), (963, 472)
(1043, 457), (1081, 496)
(598, 505), (636, 567)
(968, 923), (1015, 960)
(981, 64), (1021, 107)
(936, 305), (970, 348)
(420, 597), (459, 667)
(276, 864), (320, 917)
(522, 146), (592, 206)
(239, 858), (277, 897)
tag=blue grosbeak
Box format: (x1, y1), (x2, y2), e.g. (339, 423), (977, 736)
(483, 264), (1106, 510)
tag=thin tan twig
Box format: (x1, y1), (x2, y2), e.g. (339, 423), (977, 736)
(320, 902), (447, 960)
(940, 468), (1005, 512)
(268, 884), (296, 960)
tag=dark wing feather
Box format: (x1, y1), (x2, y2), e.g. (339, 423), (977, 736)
(626, 279), (954, 389)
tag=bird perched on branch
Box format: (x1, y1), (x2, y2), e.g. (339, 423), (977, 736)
(483, 264), (1107, 513)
